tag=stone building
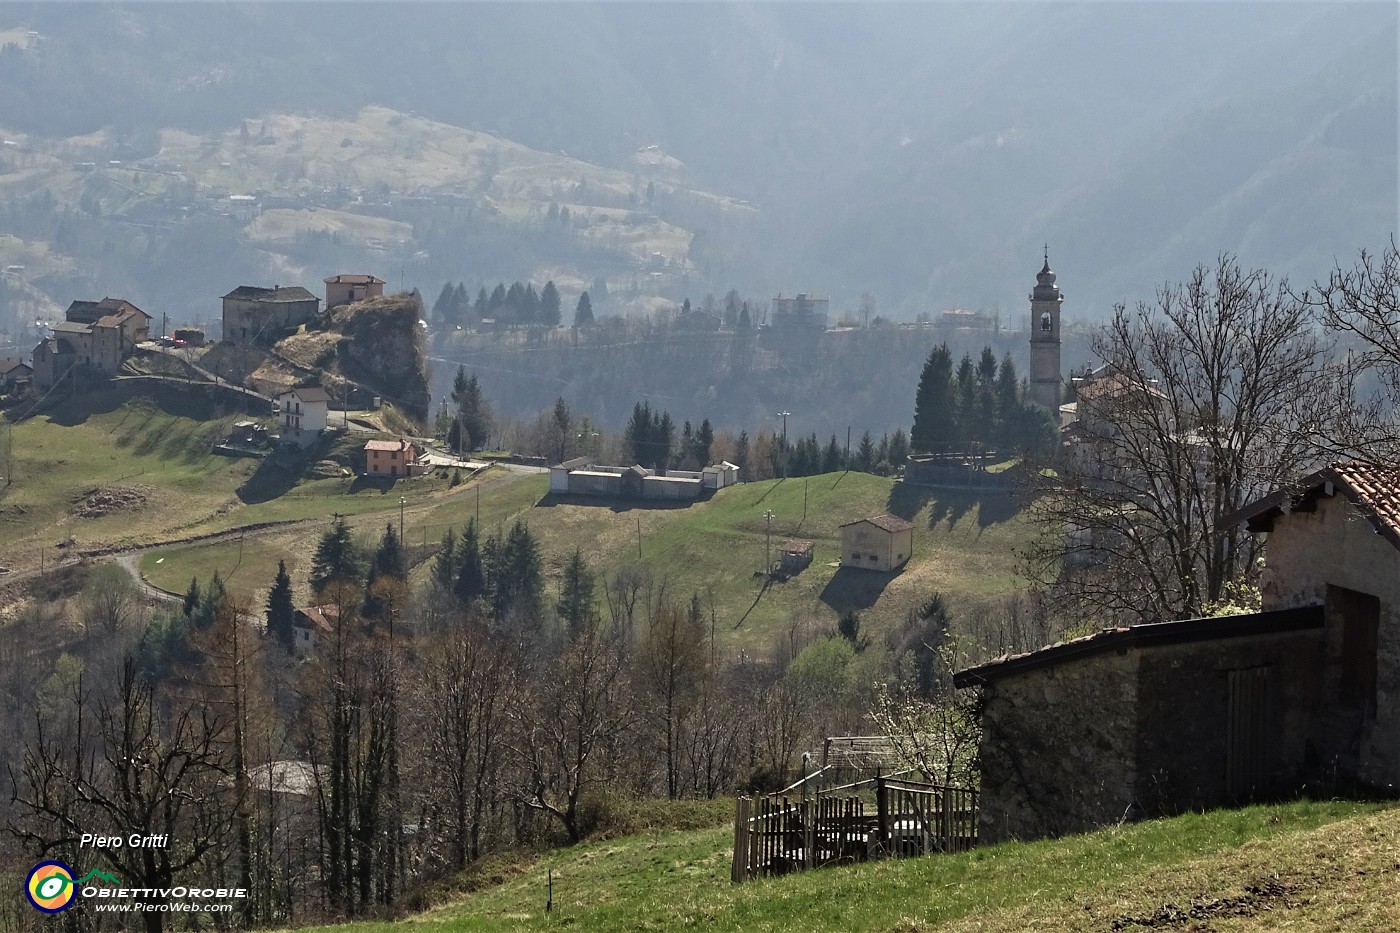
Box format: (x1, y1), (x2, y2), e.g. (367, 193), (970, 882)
(957, 461), (1400, 844)
(221, 285), (320, 344)
(1229, 462), (1400, 786)
(954, 607), (1324, 844)
(1028, 249), (1063, 411)
(324, 274), (385, 309)
(31, 297), (150, 391)
(839, 513), (914, 571)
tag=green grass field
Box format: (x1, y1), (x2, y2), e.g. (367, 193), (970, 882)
(134, 468), (1028, 652)
(141, 467), (538, 606)
(0, 383), (492, 572)
(0, 383), (261, 560)
(287, 799), (1396, 933)
(6, 385), (1029, 651)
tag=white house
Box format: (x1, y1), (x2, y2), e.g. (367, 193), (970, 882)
(277, 386), (330, 445)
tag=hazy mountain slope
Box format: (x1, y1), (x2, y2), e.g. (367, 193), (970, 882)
(0, 2), (1392, 317)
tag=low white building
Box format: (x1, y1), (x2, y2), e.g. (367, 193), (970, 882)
(277, 386), (330, 445)
(549, 457), (740, 500)
(840, 513), (915, 572)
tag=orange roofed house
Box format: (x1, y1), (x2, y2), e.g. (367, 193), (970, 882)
(291, 604), (338, 657)
(364, 438), (425, 478)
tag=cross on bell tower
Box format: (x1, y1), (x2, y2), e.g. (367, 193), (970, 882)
(1029, 247), (1063, 411)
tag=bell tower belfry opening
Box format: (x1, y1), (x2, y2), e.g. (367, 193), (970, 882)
(1029, 246), (1063, 411)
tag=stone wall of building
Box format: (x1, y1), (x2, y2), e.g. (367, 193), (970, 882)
(1261, 494), (1400, 787)
(977, 649), (1139, 844)
(1134, 631), (1323, 814)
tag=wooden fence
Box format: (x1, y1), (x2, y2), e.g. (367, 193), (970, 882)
(731, 776), (977, 883)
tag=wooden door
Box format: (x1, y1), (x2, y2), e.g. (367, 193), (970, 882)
(1226, 666), (1269, 799)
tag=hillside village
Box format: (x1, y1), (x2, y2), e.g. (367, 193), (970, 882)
(2, 4), (1399, 928)
(4, 239), (1400, 932)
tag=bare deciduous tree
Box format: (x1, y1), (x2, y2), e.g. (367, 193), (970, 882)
(514, 626), (631, 842)
(1309, 239), (1400, 457)
(11, 660), (234, 933)
(1026, 256), (1335, 625)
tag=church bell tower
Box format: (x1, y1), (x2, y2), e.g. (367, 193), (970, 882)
(1029, 247), (1063, 411)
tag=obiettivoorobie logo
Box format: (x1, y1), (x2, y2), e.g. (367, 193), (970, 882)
(24, 862), (122, 913)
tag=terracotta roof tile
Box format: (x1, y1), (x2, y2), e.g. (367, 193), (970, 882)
(1224, 461), (1400, 552)
(1329, 461), (1400, 546)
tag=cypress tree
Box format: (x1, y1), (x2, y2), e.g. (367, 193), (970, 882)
(557, 549), (595, 636)
(540, 280), (562, 328)
(266, 560), (295, 650)
(911, 344), (954, 453)
(433, 527), (457, 589)
(183, 577), (201, 617)
(454, 520), (485, 605)
(310, 515), (363, 593)
(574, 291), (594, 326)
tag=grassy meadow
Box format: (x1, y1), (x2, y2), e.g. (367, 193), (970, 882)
(140, 467), (1029, 653)
(0, 383), (491, 572)
(285, 798), (1396, 933)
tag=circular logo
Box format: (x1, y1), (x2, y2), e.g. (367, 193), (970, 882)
(25, 861), (76, 913)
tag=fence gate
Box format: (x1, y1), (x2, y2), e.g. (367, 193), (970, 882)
(732, 779), (977, 883)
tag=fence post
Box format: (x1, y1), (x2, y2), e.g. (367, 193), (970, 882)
(756, 795), (767, 874)
(732, 797), (749, 883)
(941, 788), (953, 852)
(803, 798), (814, 871)
(875, 774), (890, 856)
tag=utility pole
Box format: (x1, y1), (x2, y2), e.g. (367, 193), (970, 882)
(399, 496), (406, 564)
(778, 411), (790, 479)
(763, 510), (774, 578)
(636, 515), (643, 559)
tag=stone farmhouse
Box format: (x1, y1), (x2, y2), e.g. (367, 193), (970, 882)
(955, 462), (1400, 844)
(840, 513), (914, 572)
(31, 297), (151, 392)
(222, 285), (320, 344)
(549, 457), (739, 500)
(0, 359), (32, 393)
